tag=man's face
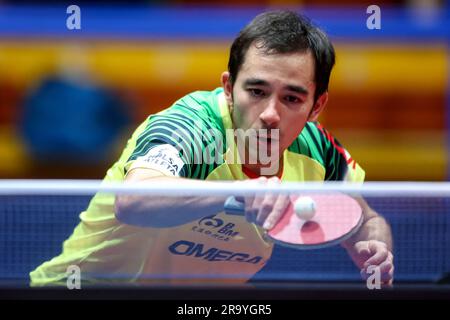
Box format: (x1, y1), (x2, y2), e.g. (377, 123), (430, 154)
(222, 44), (328, 172)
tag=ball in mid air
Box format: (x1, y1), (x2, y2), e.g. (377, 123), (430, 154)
(294, 196), (316, 221)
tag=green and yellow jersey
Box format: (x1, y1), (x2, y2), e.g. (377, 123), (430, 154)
(30, 88), (365, 285)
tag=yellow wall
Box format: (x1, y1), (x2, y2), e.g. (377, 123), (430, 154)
(0, 41), (447, 180)
(0, 41), (446, 92)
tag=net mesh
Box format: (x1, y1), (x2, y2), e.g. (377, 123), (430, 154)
(0, 195), (90, 281)
(0, 185), (449, 284)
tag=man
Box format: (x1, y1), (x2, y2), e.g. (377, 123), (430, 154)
(30, 10), (394, 286)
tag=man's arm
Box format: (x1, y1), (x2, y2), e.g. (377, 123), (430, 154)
(114, 168), (228, 228)
(341, 198), (394, 285)
(115, 168), (290, 231)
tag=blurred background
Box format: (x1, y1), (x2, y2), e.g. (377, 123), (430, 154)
(0, 0), (449, 287)
(0, 0), (448, 181)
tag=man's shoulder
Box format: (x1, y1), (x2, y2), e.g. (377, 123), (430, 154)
(153, 87), (224, 127)
(295, 122), (325, 149)
(289, 122), (343, 165)
(295, 122), (364, 182)
(184, 87), (224, 100)
(298, 122), (337, 149)
(173, 87), (224, 111)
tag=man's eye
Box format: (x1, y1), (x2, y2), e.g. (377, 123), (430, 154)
(285, 96), (301, 103)
(249, 89), (265, 97)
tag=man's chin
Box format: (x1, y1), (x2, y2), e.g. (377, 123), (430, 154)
(246, 146), (281, 166)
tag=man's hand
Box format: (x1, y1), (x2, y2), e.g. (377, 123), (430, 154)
(341, 199), (394, 287)
(237, 176), (290, 230)
(350, 240), (394, 286)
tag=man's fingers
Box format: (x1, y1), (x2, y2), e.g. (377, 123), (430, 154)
(244, 194), (257, 223)
(244, 177), (267, 223)
(255, 194), (276, 226)
(364, 244), (389, 268)
(378, 259), (394, 274)
(254, 177), (279, 227)
(385, 265), (395, 284)
(354, 241), (371, 256)
(353, 241), (394, 287)
(263, 193), (290, 230)
(250, 177), (267, 208)
(360, 254), (394, 283)
(360, 265), (394, 283)
(382, 266), (395, 283)
(368, 240), (385, 253)
(360, 268), (369, 280)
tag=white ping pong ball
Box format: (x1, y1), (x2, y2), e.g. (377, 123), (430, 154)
(294, 196), (316, 221)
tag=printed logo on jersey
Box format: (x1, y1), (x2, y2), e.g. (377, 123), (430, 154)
(168, 240), (264, 265)
(193, 215), (240, 242)
(133, 144), (184, 176)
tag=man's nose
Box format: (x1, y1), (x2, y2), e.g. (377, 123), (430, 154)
(259, 99), (281, 128)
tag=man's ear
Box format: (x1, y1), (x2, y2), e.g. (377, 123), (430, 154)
(221, 71), (233, 108)
(308, 91), (328, 122)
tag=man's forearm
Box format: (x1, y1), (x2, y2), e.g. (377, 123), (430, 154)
(342, 206), (393, 252)
(115, 194), (227, 228)
(341, 207), (395, 283)
(115, 176), (228, 228)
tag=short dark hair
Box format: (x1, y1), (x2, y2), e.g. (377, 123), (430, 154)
(228, 10), (335, 102)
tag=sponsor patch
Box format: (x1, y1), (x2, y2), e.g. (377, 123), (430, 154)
(130, 144), (184, 176)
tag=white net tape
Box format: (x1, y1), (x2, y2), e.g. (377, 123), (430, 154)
(0, 180), (449, 196)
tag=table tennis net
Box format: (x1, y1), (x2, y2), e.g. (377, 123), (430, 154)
(0, 180), (449, 285)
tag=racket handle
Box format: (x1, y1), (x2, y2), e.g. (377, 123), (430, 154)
(224, 196), (245, 216)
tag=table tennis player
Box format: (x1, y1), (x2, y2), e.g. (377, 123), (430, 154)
(30, 10), (394, 287)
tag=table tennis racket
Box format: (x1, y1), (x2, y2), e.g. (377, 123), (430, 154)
(224, 193), (363, 249)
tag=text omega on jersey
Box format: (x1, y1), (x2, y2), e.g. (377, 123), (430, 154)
(168, 240), (264, 264)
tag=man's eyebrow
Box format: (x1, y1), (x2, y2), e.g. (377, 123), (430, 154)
(243, 78), (309, 96)
(243, 78), (269, 86)
(286, 85), (309, 96)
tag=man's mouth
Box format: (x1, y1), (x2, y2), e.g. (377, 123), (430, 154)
(256, 133), (279, 142)
(256, 135), (280, 149)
